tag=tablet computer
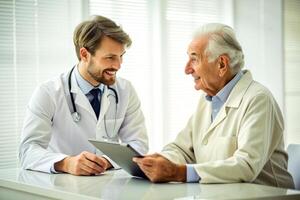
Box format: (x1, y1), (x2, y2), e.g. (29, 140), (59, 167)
(88, 139), (147, 179)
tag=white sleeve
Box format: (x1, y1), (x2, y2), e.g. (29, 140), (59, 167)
(19, 84), (68, 173)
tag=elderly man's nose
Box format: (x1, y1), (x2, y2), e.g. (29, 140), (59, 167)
(185, 61), (193, 74)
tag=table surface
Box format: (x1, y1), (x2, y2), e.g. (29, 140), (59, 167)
(0, 168), (300, 200)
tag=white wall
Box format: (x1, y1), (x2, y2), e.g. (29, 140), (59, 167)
(233, 0), (284, 110)
(284, 0), (300, 145)
(234, 0), (300, 145)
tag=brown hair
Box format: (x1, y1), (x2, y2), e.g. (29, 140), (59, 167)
(73, 15), (132, 60)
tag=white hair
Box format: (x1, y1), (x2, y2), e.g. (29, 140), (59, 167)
(194, 23), (244, 74)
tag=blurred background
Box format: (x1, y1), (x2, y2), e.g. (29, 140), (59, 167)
(0, 0), (299, 170)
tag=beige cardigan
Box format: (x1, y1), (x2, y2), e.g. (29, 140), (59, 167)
(161, 70), (294, 189)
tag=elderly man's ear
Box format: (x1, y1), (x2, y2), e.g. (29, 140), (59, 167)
(218, 55), (230, 77)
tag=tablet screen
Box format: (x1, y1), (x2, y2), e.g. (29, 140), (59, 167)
(89, 139), (147, 179)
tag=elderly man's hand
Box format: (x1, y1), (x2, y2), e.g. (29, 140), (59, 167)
(133, 153), (186, 183)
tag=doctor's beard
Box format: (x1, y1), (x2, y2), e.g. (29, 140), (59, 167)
(88, 68), (117, 86)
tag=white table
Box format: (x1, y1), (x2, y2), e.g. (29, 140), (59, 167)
(0, 168), (300, 200)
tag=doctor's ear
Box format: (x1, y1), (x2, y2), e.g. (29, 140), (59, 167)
(79, 47), (90, 62)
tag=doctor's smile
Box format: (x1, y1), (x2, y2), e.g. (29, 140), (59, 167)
(104, 69), (117, 77)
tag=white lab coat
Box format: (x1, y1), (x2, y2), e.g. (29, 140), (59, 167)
(19, 69), (148, 173)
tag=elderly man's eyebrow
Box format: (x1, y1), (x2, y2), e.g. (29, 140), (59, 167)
(187, 51), (198, 56)
(191, 52), (202, 60)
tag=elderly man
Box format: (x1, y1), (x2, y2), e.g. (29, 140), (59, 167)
(133, 23), (294, 188)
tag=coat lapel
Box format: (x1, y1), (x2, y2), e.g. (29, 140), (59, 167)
(201, 106), (227, 142)
(201, 70), (254, 141)
(98, 86), (111, 123)
(206, 106), (227, 133)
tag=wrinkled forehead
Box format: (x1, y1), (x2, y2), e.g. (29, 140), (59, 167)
(187, 35), (209, 57)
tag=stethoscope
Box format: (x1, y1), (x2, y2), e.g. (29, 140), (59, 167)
(68, 66), (119, 139)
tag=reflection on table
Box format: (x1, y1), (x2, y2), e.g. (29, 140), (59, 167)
(0, 168), (299, 200)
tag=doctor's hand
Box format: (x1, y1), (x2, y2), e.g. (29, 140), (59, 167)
(54, 151), (112, 176)
(133, 153), (186, 183)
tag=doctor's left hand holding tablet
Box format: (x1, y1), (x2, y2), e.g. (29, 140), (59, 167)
(18, 15), (148, 176)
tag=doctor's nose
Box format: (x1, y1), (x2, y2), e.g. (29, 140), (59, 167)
(113, 58), (122, 70)
(110, 64), (120, 71)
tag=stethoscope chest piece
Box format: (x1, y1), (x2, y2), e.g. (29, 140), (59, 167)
(72, 112), (81, 122)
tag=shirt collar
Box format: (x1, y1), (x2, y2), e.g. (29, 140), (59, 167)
(205, 71), (243, 103)
(74, 66), (104, 95)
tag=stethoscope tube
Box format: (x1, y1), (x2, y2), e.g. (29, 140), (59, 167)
(68, 67), (81, 122)
(107, 86), (118, 104)
(68, 66), (119, 124)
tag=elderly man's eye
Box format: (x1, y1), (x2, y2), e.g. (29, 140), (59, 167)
(191, 57), (198, 63)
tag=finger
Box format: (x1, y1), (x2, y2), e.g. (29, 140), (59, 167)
(139, 166), (160, 183)
(138, 163), (153, 175)
(133, 157), (147, 165)
(83, 152), (100, 163)
(139, 157), (156, 166)
(70, 159), (95, 176)
(83, 152), (106, 169)
(133, 156), (143, 163)
(84, 159), (105, 174)
(143, 171), (152, 180)
(101, 157), (112, 169)
(92, 156), (108, 169)
(132, 157), (141, 163)
(133, 156), (154, 166)
(78, 165), (92, 175)
(79, 162), (101, 175)
(133, 153), (159, 163)
(142, 168), (156, 182)
(81, 158), (107, 174)
(80, 153), (105, 174)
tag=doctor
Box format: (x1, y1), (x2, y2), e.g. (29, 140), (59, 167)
(19, 15), (148, 175)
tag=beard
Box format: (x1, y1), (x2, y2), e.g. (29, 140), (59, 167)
(87, 65), (117, 86)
